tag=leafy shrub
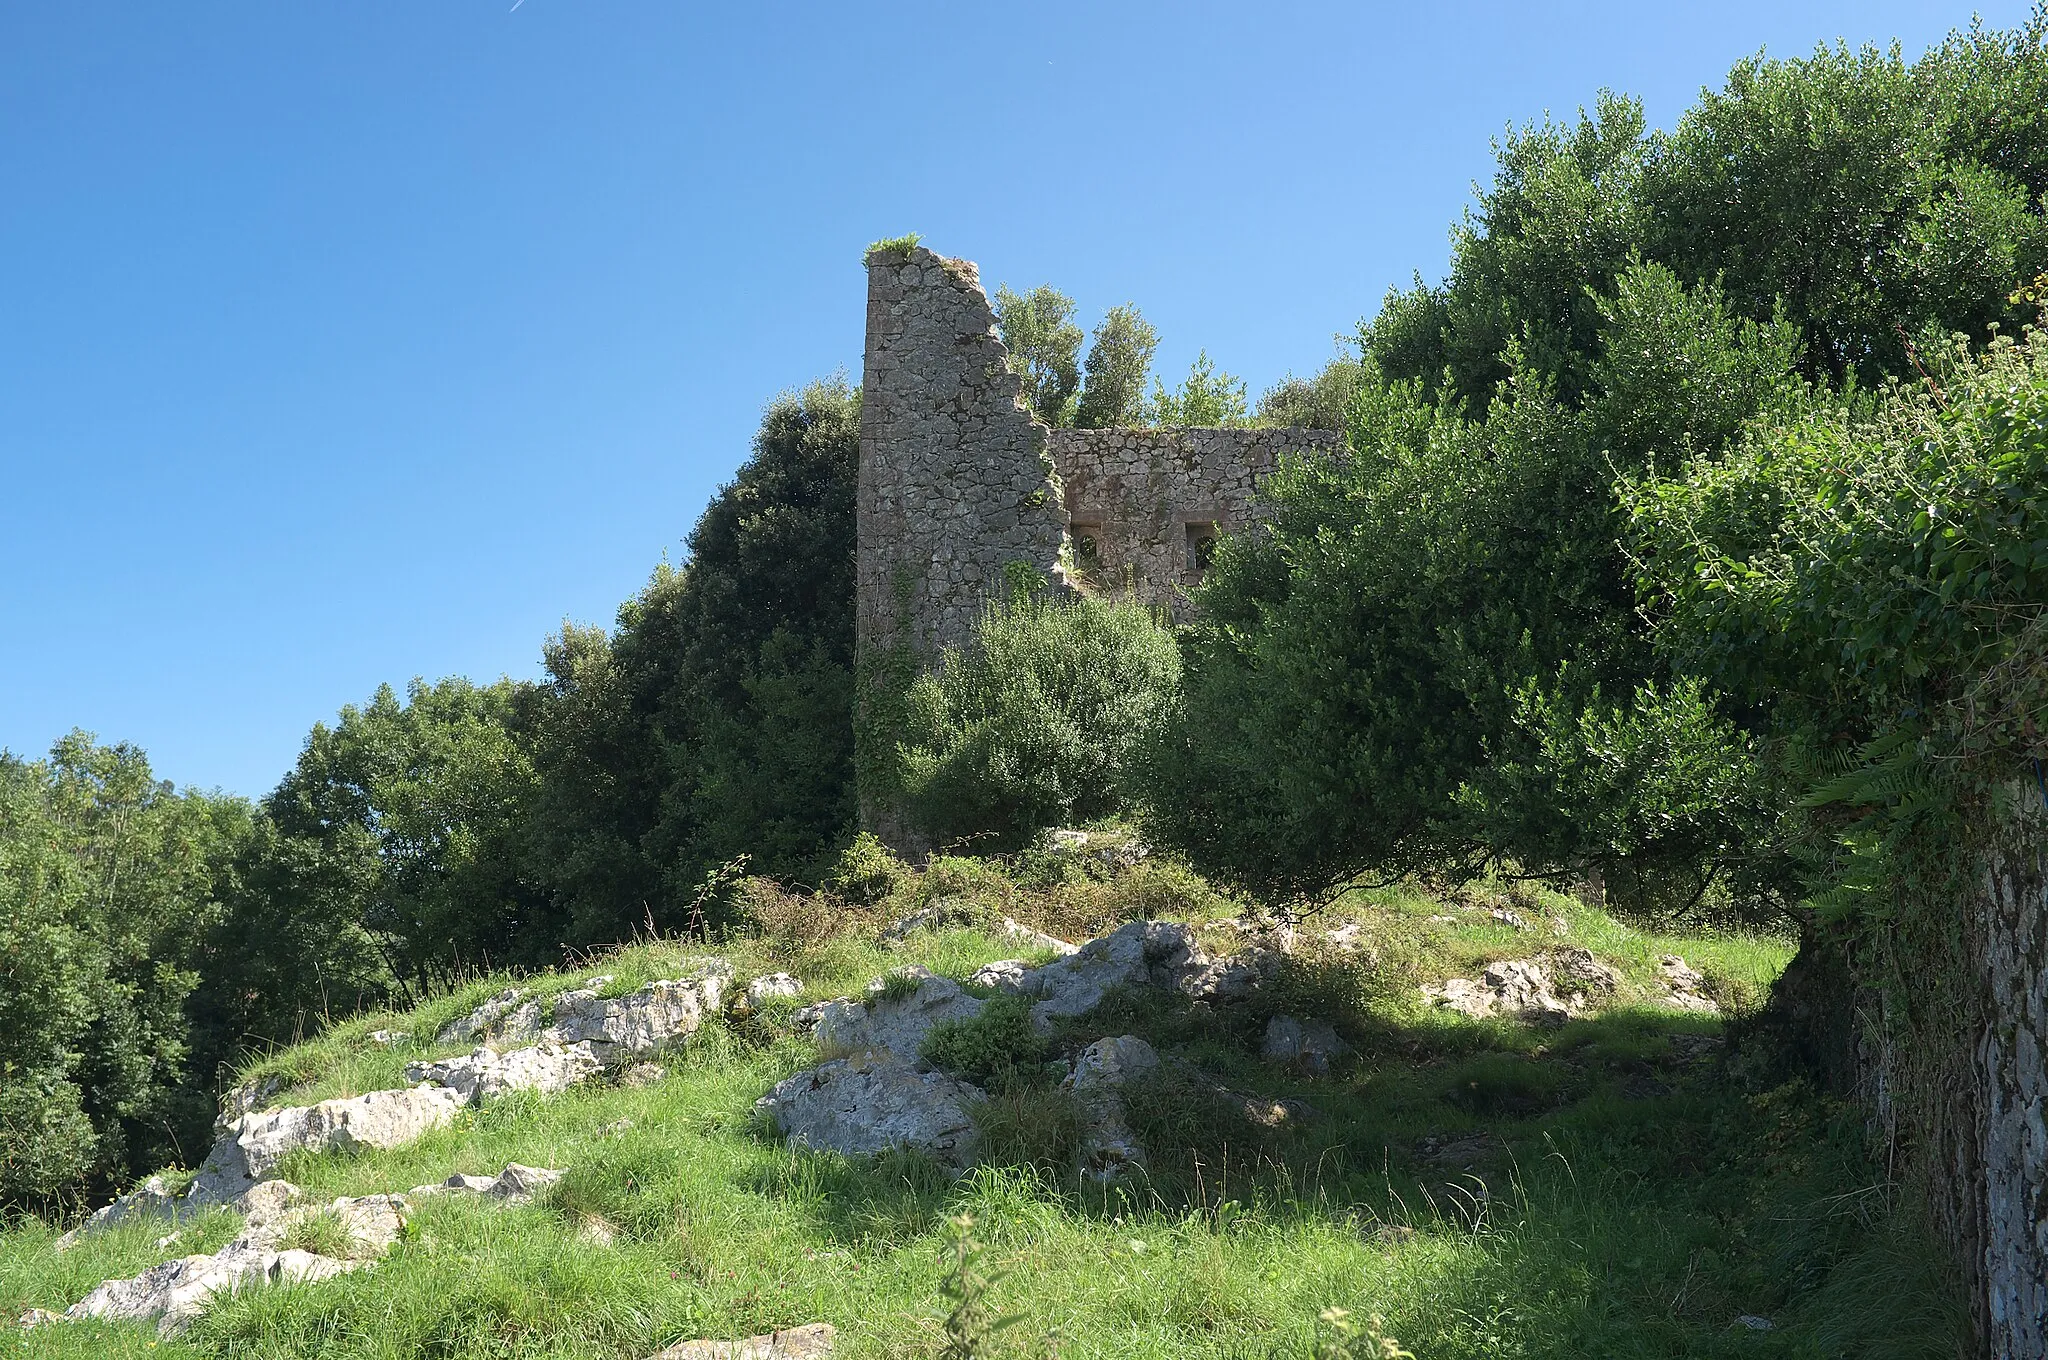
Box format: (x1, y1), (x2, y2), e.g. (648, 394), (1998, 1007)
(897, 591), (1180, 851)
(828, 832), (909, 907)
(921, 998), (1051, 1092)
(1256, 356), (1365, 431)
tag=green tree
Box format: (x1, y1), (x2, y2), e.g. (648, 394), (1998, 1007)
(899, 590), (1180, 850)
(1626, 320), (2048, 1357)
(994, 284), (1083, 426)
(1371, 27), (2048, 410)
(262, 676), (544, 980)
(1256, 355), (1366, 430)
(1146, 350), (1249, 427)
(1156, 20), (2048, 904)
(0, 735), (251, 1206)
(527, 379), (861, 936)
(1074, 304), (1159, 429)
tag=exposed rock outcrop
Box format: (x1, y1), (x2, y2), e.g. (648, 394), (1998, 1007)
(810, 968), (984, 1064)
(408, 972), (728, 1104)
(755, 1058), (983, 1171)
(1657, 955), (1719, 1012)
(406, 1163), (562, 1204)
(67, 1240), (363, 1334)
(436, 987), (545, 1047)
(745, 973), (805, 1005)
(1423, 949), (1620, 1026)
(407, 1041), (604, 1103)
(547, 972), (728, 1057)
(59, 1163), (561, 1335)
(1012, 920), (1211, 1029)
(54, 1174), (181, 1249)
(1065, 1035), (1159, 1181)
(650, 1322), (837, 1359)
(1261, 1015), (1351, 1076)
(185, 1085), (471, 1205)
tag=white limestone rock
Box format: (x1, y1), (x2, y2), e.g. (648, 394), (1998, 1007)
(545, 972), (728, 1057)
(54, 1174), (181, 1250)
(745, 973), (805, 1005)
(968, 959), (1035, 994)
(436, 988), (544, 1046)
(65, 1243), (361, 1335)
(1015, 920), (1210, 1030)
(406, 1162), (563, 1205)
(215, 1073), (289, 1137)
(228, 1085), (470, 1183)
(755, 1058), (983, 1171)
(790, 1001), (834, 1037)
(1261, 1015), (1351, 1077)
(1423, 950), (1618, 1026)
(1658, 954), (1719, 1012)
(649, 1321), (837, 1359)
(997, 917), (1077, 956)
(406, 1040), (604, 1103)
(811, 968), (984, 1065)
(1064, 1035), (1160, 1181)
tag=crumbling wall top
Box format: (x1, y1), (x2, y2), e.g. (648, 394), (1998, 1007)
(855, 245), (1070, 662)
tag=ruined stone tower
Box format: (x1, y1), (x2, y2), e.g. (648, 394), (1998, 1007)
(856, 242), (1340, 657)
(855, 242), (1339, 840)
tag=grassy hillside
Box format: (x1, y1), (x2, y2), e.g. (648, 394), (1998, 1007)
(1, 848), (1959, 1359)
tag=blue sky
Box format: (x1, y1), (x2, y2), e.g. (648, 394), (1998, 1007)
(2, 0), (2032, 798)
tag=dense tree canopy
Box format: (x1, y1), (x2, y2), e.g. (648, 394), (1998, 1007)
(0, 737), (251, 1207)
(1151, 20), (2048, 910)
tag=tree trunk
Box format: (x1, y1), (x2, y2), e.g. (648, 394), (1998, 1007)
(1971, 790), (2047, 1357)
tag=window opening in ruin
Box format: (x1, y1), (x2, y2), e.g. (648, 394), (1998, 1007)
(1186, 522), (1218, 575)
(1071, 523), (1103, 577)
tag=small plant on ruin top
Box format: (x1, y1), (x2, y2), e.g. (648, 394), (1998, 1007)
(866, 232), (922, 262)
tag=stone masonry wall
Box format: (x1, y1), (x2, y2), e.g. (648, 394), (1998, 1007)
(1048, 427), (1342, 613)
(856, 245), (1070, 662)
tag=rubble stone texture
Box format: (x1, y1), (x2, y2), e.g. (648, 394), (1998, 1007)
(857, 245), (1071, 664)
(1050, 426), (1340, 612)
